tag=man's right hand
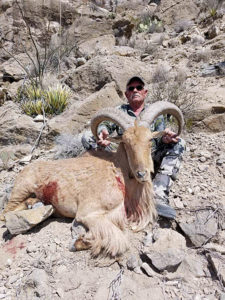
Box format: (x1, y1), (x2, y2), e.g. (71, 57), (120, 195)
(97, 129), (111, 147)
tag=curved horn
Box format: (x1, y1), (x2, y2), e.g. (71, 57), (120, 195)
(140, 101), (184, 135)
(91, 107), (134, 139)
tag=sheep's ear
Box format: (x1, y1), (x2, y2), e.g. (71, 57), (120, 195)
(151, 130), (166, 139)
(107, 136), (123, 144)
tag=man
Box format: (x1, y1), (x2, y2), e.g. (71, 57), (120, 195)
(82, 76), (186, 219)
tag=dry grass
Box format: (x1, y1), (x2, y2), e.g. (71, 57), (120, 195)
(174, 19), (194, 33)
(188, 48), (211, 63)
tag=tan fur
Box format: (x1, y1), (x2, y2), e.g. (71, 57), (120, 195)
(1, 125), (158, 257)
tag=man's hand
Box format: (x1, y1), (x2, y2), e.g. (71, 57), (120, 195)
(97, 129), (111, 147)
(162, 128), (179, 144)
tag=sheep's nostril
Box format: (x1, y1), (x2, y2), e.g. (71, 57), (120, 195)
(136, 171), (147, 178)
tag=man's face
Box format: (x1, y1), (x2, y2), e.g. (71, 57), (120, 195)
(125, 80), (148, 107)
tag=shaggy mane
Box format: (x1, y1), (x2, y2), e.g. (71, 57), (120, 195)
(125, 181), (157, 232)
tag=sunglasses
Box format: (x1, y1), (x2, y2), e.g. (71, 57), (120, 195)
(127, 85), (144, 92)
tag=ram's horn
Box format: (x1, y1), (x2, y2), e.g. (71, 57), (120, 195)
(91, 107), (134, 139)
(139, 101), (184, 134)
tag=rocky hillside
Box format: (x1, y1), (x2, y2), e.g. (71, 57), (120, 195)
(0, 0), (225, 299)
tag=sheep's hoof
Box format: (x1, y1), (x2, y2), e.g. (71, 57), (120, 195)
(74, 237), (91, 251)
(26, 197), (41, 208)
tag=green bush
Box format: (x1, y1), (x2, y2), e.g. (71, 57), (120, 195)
(18, 85), (70, 116)
(137, 17), (163, 33)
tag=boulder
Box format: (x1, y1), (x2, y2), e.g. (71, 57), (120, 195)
(204, 242), (225, 255)
(207, 253), (225, 286)
(78, 34), (116, 57)
(0, 101), (46, 146)
(179, 210), (218, 247)
(67, 14), (113, 46)
(5, 205), (54, 235)
(66, 55), (153, 97)
(145, 248), (185, 272)
(186, 104), (225, 122)
(166, 253), (207, 282)
(205, 25), (220, 40)
(142, 228), (187, 272)
(0, 57), (25, 82)
(203, 113), (225, 132)
(155, 0), (200, 27)
(0, 144), (32, 159)
(48, 81), (123, 135)
(201, 62), (225, 77)
(19, 0), (77, 27)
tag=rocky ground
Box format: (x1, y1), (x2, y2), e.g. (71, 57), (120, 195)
(0, 0), (225, 299)
(0, 130), (224, 300)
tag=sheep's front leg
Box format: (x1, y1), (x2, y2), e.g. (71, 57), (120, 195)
(70, 219), (91, 251)
(73, 211), (128, 257)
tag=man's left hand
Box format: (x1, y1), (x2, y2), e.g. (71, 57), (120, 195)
(162, 128), (179, 144)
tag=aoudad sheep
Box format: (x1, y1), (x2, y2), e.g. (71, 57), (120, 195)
(0, 101), (184, 257)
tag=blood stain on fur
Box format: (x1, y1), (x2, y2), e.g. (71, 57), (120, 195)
(115, 175), (126, 198)
(42, 181), (58, 205)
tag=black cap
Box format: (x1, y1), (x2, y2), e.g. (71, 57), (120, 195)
(126, 76), (145, 87)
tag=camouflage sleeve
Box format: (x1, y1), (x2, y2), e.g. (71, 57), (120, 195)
(152, 115), (166, 131)
(97, 121), (117, 136)
(97, 105), (123, 136)
(152, 115), (166, 150)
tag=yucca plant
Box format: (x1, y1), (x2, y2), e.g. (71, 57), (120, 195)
(45, 85), (69, 115)
(21, 99), (46, 116)
(18, 84), (70, 116)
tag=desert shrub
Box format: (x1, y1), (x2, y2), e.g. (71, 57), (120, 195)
(55, 133), (85, 159)
(149, 64), (195, 117)
(188, 48), (211, 62)
(18, 84), (70, 117)
(143, 41), (158, 54)
(151, 63), (170, 83)
(119, 34), (160, 55)
(174, 19), (194, 33)
(200, 0), (225, 18)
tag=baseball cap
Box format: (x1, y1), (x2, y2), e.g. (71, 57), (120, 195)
(126, 76), (145, 87)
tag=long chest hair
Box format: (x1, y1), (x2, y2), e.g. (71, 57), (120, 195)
(124, 179), (157, 232)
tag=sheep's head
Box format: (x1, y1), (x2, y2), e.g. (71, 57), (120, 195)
(91, 101), (184, 183)
(122, 123), (162, 183)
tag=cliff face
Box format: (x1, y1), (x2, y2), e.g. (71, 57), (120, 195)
(0, 1), (225, 299)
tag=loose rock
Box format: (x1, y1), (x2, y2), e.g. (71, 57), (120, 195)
(179, 210), (218, 247)
(5, 205), (54, 235)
